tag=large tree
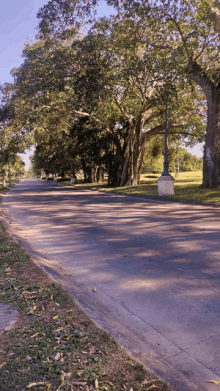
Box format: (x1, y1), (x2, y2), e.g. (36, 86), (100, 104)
(0, 83), (31, 186)
(35, 0), (206, 185)
(37, 0), (219, 187)
(114, 0), (220, 187)
(8, 0), (206, 187)
(151, 0), (220, 187)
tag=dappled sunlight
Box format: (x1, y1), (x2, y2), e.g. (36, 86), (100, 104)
(120, 277), (177, 291)
(178, 288), (217, 297)
(171, 239), (208, 251)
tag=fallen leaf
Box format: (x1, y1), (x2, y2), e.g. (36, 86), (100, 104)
(24, 356), (32, 361)
(30, 333), (39, 339)
(142, 379), (159, 386)
(101, 381), (113, 387)
(54, 352), (61, 361)
(0, 362), (6, 369)
(27, 305), (36, 315)
(206, 380), (220, 385)
(72, 382), (87, 386)
(53, 315), (58, 320)
(95, 379), (99, 389)
(22, 290), (31, 295)
(27, 382), (49, 388)
(53, 327), (64, 333)
(92, 288), (97, 292)
(4, 324), (15, 331)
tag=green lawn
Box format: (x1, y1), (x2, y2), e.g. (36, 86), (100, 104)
(104, 171), (220, 204)
(74, 171), (220, 205)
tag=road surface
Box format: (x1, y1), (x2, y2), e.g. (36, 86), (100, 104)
(3, 179), (220, 391)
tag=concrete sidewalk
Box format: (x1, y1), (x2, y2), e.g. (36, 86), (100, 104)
(3, 179), (220, 391)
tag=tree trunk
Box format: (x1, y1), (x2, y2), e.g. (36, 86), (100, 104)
(2, 169), (5, 188)
(187, 58), (220, 187)
(120, 123), (143, 187)
(176, 147), (181, 178)
(95, 167), (104, 183)
(8, 158), (11, 186)
(82, 160), (95, 183)
(71, 163), (77, 184)
(137, 140), (146, 185)
(202, 88), (220, 187)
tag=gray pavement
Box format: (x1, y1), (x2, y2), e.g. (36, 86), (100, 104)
(3, 179), (220, 391)
(0, 303), (18, 334)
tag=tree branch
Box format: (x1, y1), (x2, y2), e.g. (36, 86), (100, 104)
(141, 123), (191, 141)
(72, 109), (102, 124)
(114, 98), (133, 123)
(186, 57), (214, 98)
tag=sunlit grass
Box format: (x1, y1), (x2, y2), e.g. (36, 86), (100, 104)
(63, 171), (220, 205)
(103, 171), (220, 204)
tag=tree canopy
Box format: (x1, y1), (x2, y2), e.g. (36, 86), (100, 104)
(2, 0), (214, 186)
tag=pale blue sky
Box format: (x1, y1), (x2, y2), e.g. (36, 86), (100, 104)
(1, 1), (49, 168)
(1, 1), (47, 85)
(1, 1), (203, 169)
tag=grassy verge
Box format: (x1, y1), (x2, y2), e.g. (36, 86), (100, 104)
(0, 180), (18, 192)
(73, 171), (220, 205)
(0, 223), (170, 391)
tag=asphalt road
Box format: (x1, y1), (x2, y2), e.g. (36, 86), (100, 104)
(3, 179), (220, 391)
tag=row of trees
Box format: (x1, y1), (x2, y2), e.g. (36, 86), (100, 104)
(1, 0), (220, 187)
(0, 84), (29, 185)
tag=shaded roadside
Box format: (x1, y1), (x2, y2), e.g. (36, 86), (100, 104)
(0, 202), (170, 390)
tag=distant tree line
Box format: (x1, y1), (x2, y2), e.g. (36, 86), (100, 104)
(142, 137), (203, 174)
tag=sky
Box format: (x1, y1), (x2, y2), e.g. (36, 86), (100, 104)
(0, 0), (203, 169)
(1, 1), (49, 169)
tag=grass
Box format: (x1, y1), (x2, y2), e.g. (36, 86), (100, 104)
(0, 222), (170, 391)
(71, 171), (220, 205)
(0, 179), (18, 193)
